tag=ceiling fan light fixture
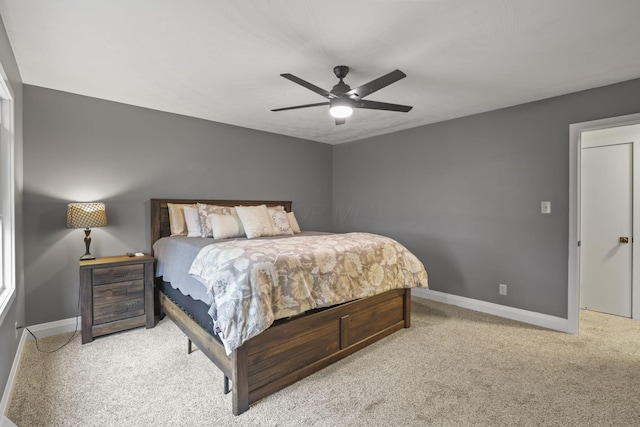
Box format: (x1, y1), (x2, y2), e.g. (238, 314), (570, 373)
(329, 102), (353, 118)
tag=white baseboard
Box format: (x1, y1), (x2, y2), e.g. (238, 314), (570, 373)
(0, 415), (17, 427)
(25, 316), (80, 340)
(0, 329), (26, 424)
(0, 316), (80, 422)
(413, 288), (572, 333)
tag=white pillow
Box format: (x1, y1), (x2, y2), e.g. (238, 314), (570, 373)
(287, 211), (301, 233)
(235, 205), (275, 239)
(268, 207), (294, 236)
(209, 213), (245, 239)
(183, 206), (202, 237)
(197, 203), (236, 238)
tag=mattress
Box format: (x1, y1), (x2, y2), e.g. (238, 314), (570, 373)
(155, 231), (428, 354)
(153, 232), (330, 337)
(158, 278), (216, 336)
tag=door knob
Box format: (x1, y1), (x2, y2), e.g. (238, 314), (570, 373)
(619, 237), (629, 244)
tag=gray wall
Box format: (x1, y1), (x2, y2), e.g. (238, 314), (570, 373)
(16, 70), (640, 346)
(0, 15), (23, 407)
(23, 85), (332, 325)
(333, 78), (640, 318)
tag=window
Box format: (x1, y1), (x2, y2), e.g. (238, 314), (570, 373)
(0, 63), (15, 325)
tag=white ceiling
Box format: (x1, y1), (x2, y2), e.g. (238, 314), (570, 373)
(1, 0), (640, 145)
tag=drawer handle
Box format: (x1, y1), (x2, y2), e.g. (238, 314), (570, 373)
(113, 308), (129, 315)
(112, 271), (129, 278)
(111, 289), (128, 295)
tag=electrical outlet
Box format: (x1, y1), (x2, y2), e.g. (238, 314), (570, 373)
(499, 284), (508, 295)
(541, 201), (551, 214)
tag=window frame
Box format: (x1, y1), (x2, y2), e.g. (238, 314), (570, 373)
(0, 61), (15, 326)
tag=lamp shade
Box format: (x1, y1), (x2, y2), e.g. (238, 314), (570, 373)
(66, 203), (108, 229)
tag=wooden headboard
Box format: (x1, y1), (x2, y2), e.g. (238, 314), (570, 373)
(150, 198), (292, 250)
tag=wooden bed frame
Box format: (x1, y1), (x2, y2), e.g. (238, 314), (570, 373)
(150, 198), (411, 415)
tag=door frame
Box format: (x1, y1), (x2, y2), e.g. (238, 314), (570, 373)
(569, 113), (640, 333)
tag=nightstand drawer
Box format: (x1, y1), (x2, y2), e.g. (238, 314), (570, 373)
(93, 280), (144, 305)
(93, 298), (145, 324)
(93, 264), (144, 285)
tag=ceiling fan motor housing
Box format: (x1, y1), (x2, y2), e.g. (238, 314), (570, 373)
(331, 82), (351, 96)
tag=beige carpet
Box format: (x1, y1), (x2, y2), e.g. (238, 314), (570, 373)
(7, 298), (640, 426)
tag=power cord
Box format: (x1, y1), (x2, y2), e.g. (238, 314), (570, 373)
(16, 283), (81, 354)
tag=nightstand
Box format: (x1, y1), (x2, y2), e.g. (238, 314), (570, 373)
(79, 255), (155, 344)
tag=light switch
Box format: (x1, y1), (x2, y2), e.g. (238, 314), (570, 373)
(541, 201), (551, 214)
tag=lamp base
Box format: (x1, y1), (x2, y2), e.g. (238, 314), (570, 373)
(80, 229), (95, 260)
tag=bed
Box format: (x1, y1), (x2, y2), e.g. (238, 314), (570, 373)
(150, 198), (427, 415)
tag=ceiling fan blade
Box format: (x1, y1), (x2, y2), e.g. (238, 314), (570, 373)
(346, 70), (407, 99)
(280, 74), (338, 100)
(354, 99), (413, 112)
(335, 118), (346, 125)
(271, 102), (329, 112)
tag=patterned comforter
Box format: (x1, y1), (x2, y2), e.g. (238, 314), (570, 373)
(189, 232), (428, 354)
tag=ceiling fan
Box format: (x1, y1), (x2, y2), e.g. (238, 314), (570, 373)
(271, 65), (413, 125)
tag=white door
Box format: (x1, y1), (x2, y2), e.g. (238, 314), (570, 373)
(580, 143), (632, 317)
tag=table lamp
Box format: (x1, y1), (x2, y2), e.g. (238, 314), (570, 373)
(66, 202), (108, 260)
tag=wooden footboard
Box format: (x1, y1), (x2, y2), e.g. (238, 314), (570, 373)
(158, 286), (411, 415)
